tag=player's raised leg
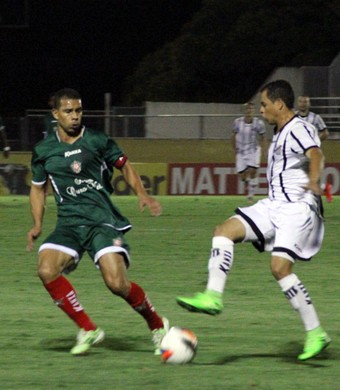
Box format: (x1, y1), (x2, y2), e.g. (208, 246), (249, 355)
(177, 217), (245, 315)
(176, 236), (231, 315)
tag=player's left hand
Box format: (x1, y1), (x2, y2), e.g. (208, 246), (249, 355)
(139, 196), (162, 216)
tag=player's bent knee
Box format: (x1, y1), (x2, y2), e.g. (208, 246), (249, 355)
(104, 275), (130, 297)
(271, 268), (285, 281)
(213, 217), (246, 242)
(270, 256), (294, 280)
(37, 263), (60, 284)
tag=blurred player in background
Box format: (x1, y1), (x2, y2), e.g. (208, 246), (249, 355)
(177, 80), (330, 361)
(0, 115), (11, 158)
(231, 102), (267, 202)
(27, 88), (169, 356)
(297, 96), (329, 141)
(43, 93), (58, 138)
(297, 95), (332, 202)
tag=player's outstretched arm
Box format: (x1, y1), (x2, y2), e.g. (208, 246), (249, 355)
(27, 184), (46, 251)
(120, 160), (162, 216)
(318, 128), (329, 142)
(304, 147), (324, 195)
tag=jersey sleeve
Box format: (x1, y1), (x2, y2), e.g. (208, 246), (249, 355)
(314, 115), (327, 131)
(103, 137), (128, 169)
(31, 147), (47, 185)
(290, 124), (320, 154)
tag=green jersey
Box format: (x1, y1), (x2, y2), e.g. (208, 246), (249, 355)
(31, 127), (131, 229)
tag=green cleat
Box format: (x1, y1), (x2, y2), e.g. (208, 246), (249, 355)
(176, 290), (223, 315)
(298, 326), (331, 361)
(70, 327), (105, 356)
(152, 317), (170, 355)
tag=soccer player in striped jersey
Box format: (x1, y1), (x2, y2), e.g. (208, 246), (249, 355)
(177, 80), (330, 361)
(232, 102), (267, 202)
(297, 96), (329, 141)
(27, 88), (169, 356)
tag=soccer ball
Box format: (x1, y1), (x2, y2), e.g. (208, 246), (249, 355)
(160, 326), (198, 364)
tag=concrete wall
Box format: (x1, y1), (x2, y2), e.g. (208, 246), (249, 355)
(329, 54), (340, 96)
(144, 53), (340, 140)
(144, 67), (304, 140)
(251, 67), (304, 108)
(118, 138), (340, 163)
(1, 140), (339, 196)
(1, 139), (336, 165)
(145, 101), (241, 139)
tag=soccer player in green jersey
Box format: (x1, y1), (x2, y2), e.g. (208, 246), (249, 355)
(27, 88), (169, 356)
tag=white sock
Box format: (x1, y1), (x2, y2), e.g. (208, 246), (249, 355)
(248, 177), (258, 197)
(278, 273), (320, 331)
(206, 236), (234, 294)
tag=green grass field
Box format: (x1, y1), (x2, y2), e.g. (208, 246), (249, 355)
(0, 195), (339, 390)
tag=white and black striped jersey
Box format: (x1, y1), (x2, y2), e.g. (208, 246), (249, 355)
(267, 116), (321, 203)
(297, 111), (327, 132)
(233, 117), (265, 155)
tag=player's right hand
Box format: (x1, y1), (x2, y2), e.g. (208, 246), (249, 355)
(26, 227), (41, 251)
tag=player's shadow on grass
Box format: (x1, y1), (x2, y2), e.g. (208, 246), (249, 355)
(194, 342), (334, 368)
(41, 336), (151, 354)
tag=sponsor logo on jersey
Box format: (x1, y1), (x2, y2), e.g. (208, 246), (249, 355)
(66, 179), (104, 197)
(65, 149), (82, 158)
(70, 160), (82, 174)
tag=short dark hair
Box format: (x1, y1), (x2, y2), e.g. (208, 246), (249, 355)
(54, 88), (82, 109)
(260, 80), (295, 109)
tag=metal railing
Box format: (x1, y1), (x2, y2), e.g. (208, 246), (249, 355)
(3, 101), (340, 151)
(310, 97), (340, 133)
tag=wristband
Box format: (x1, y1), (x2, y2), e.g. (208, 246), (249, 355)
(3, 146), (10, 152)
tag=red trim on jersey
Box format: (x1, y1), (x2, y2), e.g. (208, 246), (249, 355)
(114, 154), (127, 169)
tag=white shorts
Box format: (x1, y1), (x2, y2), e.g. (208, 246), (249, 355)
(236, 147), (261, 173)
(233, 198), (324, 261)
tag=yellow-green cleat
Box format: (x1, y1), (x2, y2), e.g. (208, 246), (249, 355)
(298, 326), (331, 361)
(70, 327), (105, 356)
(152, 317), (170, 355)
(176, 290), (223, 315)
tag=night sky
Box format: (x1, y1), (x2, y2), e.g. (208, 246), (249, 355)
(0, 0), (202, 115)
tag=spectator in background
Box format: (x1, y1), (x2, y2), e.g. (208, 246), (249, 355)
(0, 115), (11, 158)
(43, 93), (58, 138)
(297, 96), (329, 141)
(297, 95), (332, 202)
(231, 102), (267, 202)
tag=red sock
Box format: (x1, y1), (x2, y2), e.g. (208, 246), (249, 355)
(125, 282), (163, 331)
(44, 275), (96, 331)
